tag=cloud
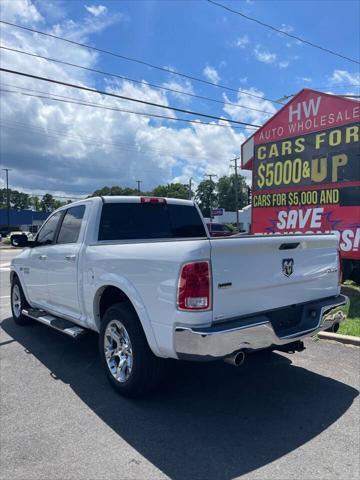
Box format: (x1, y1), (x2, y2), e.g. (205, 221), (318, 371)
(300, 77), (312, 83)
(50, 10), (124, 43)
(0, 0), (245, 196)
(223, 88), (278, 127)
(328, 70), (360, 85)
(279, 24), (294, 34)
(278, 61), (289, 69)
(162, 79), (194, 103)
(231, 35), (250, 48)
(253, 45), (291, 69)
(85, 4), (108, 17)
(253, 45), (277, 64)
(203, 66), (221, 85)
(1, 0), (43, 24)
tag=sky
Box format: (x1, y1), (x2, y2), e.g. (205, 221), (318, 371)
(0, 0), (359, 199)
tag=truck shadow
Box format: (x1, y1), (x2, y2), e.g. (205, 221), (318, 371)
(2, 317), (358, 480)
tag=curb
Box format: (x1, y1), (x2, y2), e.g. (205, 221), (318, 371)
(318, 331), (360, 346)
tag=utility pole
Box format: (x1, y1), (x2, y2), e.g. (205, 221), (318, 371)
(205, 174), (217, 230)
(188, 177), (193, 200)
(136, 180), (142, 194)
(230, 157), (240, 233)
(2, 168), (12, 235)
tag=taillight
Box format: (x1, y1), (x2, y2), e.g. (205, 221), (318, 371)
(338, 250), (343, 285)
(177, 261), (211, 311)
(140, 197), (166, 204)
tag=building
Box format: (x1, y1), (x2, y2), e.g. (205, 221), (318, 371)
(0, 209), (49, 235)
(238, 205), (251, 233)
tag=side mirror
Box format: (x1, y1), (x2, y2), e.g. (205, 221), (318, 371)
(11, 234), (30, 248)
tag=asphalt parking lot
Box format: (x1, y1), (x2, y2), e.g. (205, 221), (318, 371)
(1, 248), (359, 480)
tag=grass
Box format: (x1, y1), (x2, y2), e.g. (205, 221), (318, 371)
(339, 281), (360, 337)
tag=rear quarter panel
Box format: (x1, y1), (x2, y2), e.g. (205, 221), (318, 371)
(82, 239), (211, 358)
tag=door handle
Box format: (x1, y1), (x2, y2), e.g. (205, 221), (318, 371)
(65, 255), (76, 261)
(39, 255), (47, 260)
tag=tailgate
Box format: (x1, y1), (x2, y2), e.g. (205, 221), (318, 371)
(210, 234), (340, 322)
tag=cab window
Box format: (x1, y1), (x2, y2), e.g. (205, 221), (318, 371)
(57, 205), (85, 244)
(36, 211), (63, 246)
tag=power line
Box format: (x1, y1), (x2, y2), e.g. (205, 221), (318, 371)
(0, 118), (244, 162)
(48, 195), (84, 200)
(0, 45), (275, 116)
(207, 0), (360, 65)
(338, 94), (360, 98)
(0, 67), (262, 128)
(0, 180), (89, 195)
(30, 193), (84, 200)
(0, 87), (253, 130)
(277, 91), (360, 102)
(0, 20), (284, 105)
(315, 84), (360, 89)
(0, 185), (85, 200)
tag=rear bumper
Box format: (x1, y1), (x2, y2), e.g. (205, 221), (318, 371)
(174, 295), (350, 360)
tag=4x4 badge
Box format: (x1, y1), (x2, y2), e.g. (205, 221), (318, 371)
(282, 258), (294, 277)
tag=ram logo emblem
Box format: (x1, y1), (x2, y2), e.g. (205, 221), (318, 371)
(282, 258), (294, 277)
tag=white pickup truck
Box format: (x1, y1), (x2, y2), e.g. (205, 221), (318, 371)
(11, 196), (349, 396)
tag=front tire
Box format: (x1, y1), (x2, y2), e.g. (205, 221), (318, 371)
(11, 277), (32, 325)
(99, 303), (165, 397)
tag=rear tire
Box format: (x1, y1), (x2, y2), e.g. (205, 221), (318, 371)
(11, 277), (32, 325)
(99, 303), (165, 397)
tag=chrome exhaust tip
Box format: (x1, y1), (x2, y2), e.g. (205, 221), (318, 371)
(224, 351), (245, 367)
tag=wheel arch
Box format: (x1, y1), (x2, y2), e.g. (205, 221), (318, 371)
(10, 270), (17, 284)
(10, 270), (32, 306)
(93, 283), (162, 357)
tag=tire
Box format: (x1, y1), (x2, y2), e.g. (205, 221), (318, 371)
(11, 277), (32, 325)
(99, 303), (165, 397)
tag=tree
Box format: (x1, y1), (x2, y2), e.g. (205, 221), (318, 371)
(217, 174), (249, 211)
(0, 188), (30, 210)
(12, 190), (30, 209)
(195, 180), (218, 218)
(90, 186), (139, 197)
(29, 195), (41, 211)
(40, 193), (64, 212)
(152, 183), (190, 199)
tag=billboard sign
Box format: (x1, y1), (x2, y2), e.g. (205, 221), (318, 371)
(245, 89), (359, 260)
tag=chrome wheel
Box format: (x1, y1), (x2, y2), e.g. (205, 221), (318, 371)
(12, 284), (21, 318)
(104, 320), (133, 383)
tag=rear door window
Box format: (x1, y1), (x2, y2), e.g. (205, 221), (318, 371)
(168, 204), (207, 237)
(57, 205), (85, 244)
(98, 202), (206, 241)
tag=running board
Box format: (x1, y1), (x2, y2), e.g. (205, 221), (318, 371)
(22, 308), (86, 338)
